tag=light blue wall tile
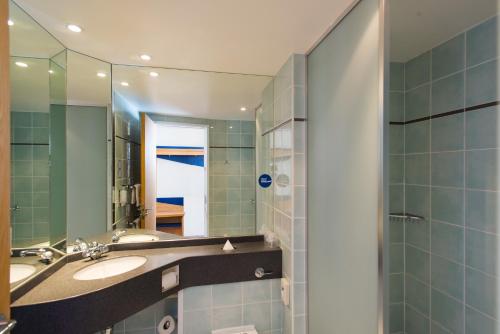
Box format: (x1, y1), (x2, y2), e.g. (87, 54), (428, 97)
(124, 305), (156, 331)
(390, 219), (404, 243)
(405, 154), (430, 185)
(390, 155), (404, 184)
(405, 304), (430, 334)
(466, 106), (499, 149)
(243, 302), (271, 332)
(432, 34), (465, 80)
(12, 146), (32, 160)
(243, 280), (271, 303)
(431, 72), (465, 115)
(405, 121), (430, 153)
(213, 305), (243, 329)
(431, 255), (464, 300)
(431, 187), (464, 225)
(32, 112), (49, 127)
(405, 274), (430, 315)
(183, 286), (211, 311)
(431, 114), (464, 152)
(406, 245), (430, 283)
(390, 273), (404, 303)
(431, 289), (464, 334)
(390, 62), (404, 91)
(466, 149), (499, 190)
(390, 185), (404, 213)
(466, 60), (500, 107)
(212, 282), (242, 307)
(431, 321), (451, 334)
(405, 52), (431, 90)
(390, 303), (404, 333)
(390, 126), (404, 154)
(467, 16), (499, 67)
(390, 92), (404, 122)
(466, 306), (500, 334)
(406, 219), (430, 251)
(271, 301), (283, 330)
(431, 152), (464, 187)
(466, 229), (500, 276)
(390, 243), (404, 273)
(184, 309), (212, 334)
(431, 221), (464, 263)
(405, 85), (430, 121)
(466, 190), (499, 234)
(12, 112), (32, 127)
(13, 128), (33, 143)
(406, 185), (430, 218)
(465, 267), (499, 319)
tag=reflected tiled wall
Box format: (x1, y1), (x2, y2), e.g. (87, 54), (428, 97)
(10, 111), (50, 247)
(179, 279), (282, 334)
(148, 114), (256, 237)
(256, 54), (307, 334)
(390, 15), (500, 334)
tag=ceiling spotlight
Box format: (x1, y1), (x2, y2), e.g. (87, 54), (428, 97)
(67, 24), (82, 33)
(48, 70), (54, 74)
(15, 61), (28, 68)
(97, 72), (107, 78)
(140, 54), (151, 61)
(120, 81), (129, 87)
(149, 71), (159, 77)
(7, 19), (13, 26)
(240, 107), (247, 111)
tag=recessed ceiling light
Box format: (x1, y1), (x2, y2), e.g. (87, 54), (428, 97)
(120, 81), (129, 87)
(48, 70), (54, 74)
(240, 107), (247, 111)
(149, 71), (159, 77)
(15, 61), (28, 68)
(67, 24), (82, 33)
(7, 19), (13, 26)
(97, 72), (107, 78)
(140, 54), (151, 61)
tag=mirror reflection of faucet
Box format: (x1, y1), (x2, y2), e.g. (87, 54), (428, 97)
(20, 248), (54, 264)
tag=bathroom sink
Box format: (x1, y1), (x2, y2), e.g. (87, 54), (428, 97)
(10, 264), (37, 284)
(73, 256), (147, 281)
(118, 234), (159, 243)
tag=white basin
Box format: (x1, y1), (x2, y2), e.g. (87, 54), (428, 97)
(10, 264), (36, 284)
(118, 234), (159, 243)
(73, 256), (147, 281)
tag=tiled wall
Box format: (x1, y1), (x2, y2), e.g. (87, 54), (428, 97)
(179, 280), (282, 334)
(256, 54), (307, 334)
(389, 15), (500, 334)
(112, 296), (178, 334)
(113, 93), (141, 228)
(10, 111), (50, 247)
(148, 114), (256, 237)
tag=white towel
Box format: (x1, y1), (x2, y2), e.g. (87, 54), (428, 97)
(134, 184), (141, 205)
(119, 188), (128, 206)
(130, 187), (136, 205)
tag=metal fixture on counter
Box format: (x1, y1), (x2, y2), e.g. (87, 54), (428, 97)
(9, 204), (19, 212)
(389, 212), (425, 222)
(73, 238), (110, 260)
(20, 248), (53, 264)
(254, 267), (273, 278)
(111, 229), (127, 243)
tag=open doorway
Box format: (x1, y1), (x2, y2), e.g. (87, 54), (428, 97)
(141, 114), (208, 237)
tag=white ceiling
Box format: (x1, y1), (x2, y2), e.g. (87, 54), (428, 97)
(13, 0), (354, 76)
(390, 0), (498, 62)
(113, 65), (271, 120)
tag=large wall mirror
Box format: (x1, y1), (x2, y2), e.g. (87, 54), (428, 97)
(9, 0), (273, 259)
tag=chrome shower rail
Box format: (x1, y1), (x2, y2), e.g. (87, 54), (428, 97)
(389, 212), (425, 222)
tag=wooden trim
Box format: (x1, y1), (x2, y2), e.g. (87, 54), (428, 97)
(156, 148), (204, 156)
(156, 202), (184, 218)
(0, 0), (11, 318)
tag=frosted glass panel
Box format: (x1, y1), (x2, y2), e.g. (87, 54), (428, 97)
(307, 0), (383, 332)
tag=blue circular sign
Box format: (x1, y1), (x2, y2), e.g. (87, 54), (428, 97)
(258, 174), (272, 188)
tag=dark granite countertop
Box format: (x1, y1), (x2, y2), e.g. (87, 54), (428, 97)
(12, 241), (280, 307)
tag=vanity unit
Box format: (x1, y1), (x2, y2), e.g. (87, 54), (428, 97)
(10, 236), (281, 334)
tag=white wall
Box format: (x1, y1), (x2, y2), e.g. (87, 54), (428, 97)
(156, 123), (207, 237)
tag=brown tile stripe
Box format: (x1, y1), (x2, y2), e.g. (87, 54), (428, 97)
(389, 100), (500, 125)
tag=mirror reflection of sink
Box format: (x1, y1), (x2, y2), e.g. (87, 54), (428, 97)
(118, 234), (159, 243)
(73, 256), (147, 281)
(10, 264), (37, 284)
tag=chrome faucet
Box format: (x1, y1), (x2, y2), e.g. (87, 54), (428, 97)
(20, 248), (54, 264)
(73, 238), (109, 260)
(111, 229), (126, 243)
(72, 237), (90, 253)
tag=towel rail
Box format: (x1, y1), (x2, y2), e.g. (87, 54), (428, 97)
(389, 212), (425, 222)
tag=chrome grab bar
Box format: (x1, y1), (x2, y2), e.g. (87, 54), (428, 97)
(0, 314), (16, 334)
(389, 212), (425, 222)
